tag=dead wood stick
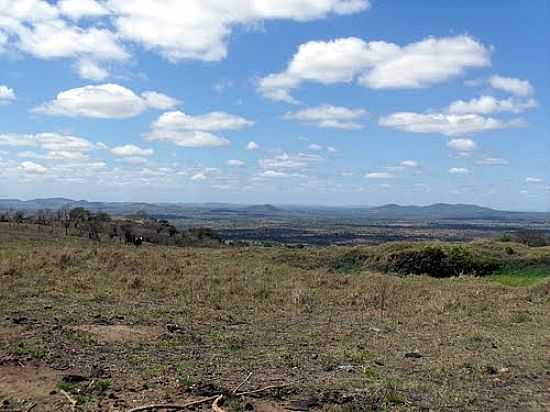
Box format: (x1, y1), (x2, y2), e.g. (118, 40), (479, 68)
(125, 395), (220, 412)
(231, 372), (253, 394)
(25, 402), (37, 412)
(212, 395), (227, 412)
(60, 389), (77, 410)
(235, 382), (293, 396)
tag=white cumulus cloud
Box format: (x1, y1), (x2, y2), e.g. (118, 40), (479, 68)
(379, 112), (521, 137)
(489, 75), (534, 96)
(449, 167), (471, 175)
(400, 160), (418, 168)
(447, 95), (537, 115)
(33, 84), (179, 118)
(476, 157), (509, 166)
(259, 35), (490, 101)
(0, 85), (16, 103)
(447, 138), (477, 152)
(226, 159), (245, 166)
(20, 160), (48, 174)
(366, 172), (393, 179)
(146, 110), (253, 148)
(111, 144), (153, 157)
(284, 104), (368, 129)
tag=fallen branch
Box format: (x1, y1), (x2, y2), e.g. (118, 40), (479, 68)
(231, 372), (253, 394)
(125, 395), (220, 412)
(212, 395), (227, 412)
(235, 382), (293, 396)
(60, 389), (77, 410)
(25, 402), (37, 412)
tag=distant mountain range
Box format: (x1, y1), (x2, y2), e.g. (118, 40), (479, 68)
(0, 198), (548, 222)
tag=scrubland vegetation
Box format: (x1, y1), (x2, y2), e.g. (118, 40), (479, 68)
(0, 222), (549, 411)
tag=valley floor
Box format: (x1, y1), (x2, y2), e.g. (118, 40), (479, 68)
(0, 223), (549, 411)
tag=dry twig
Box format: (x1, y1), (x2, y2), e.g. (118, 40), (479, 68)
(231, 372), (253, 394)
(235, 382), (292, 396)
(212, 395), (227, 412)
(125, 395), (220, 412)
(60, 389), (77, 410)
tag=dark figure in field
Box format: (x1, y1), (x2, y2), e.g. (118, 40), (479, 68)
(124, 231), (134, 244)
(124, 231), (144, 247)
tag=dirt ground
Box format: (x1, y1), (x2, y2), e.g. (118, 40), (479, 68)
(1, 224), (549, 411)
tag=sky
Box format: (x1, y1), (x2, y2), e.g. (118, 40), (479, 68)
(0, 0), (549, 210)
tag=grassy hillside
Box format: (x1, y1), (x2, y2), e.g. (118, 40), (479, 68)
(0, 223), (549, 411)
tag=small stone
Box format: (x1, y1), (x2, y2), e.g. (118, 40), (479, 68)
(498, 367), (511, 374)
(405, 351), (423, 359)
(485, 366), (498, 375)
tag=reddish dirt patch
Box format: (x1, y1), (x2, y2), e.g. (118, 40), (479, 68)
(70, 324), (164, 344)
(0, 365), (61, 402)
(0, 325), (24, 340)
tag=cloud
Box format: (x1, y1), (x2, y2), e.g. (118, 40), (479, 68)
(111, 144), (153, 157)
(141, 91), (180, 110)
(0, 85), (16, 103)
(400, 160), (418, 168)
(447, 138), (477, 152)
(151, 110), (253, 132)
(146, 110), (252, 148)
(260, 170), (290, 178)
(447, 95), (537, 115)
(33, 84), (179, 118)
(191, 172), (207, 181)
(146, 130), (229, 148)
(259, 152), (322, 171)
(108, 0), (370, 62)
(1, 1), (371, 80)
(308, 144), (323, 150)
(246, 141), (260, 151)
(525, 177), (542, 183)
(0, 1), (127, 79)
(58, 0), (109, 20)
(117, 156), (148, 165)
(259, 35), (490, 101)
(0, 132), (95, 153)
(449, 167), (471, 175)
(226, 159), (245, 166)
(284, 104), (368, 129)
(366, 172), (393, 179)
(75, 59), (109, 81)
(476, 157), (509, 166)
(379, 112), (521, 136)
(489, 75), (534, 96)
(20, 160), (47, 174)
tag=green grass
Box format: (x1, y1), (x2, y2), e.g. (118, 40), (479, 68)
(490, 265), (550, 287)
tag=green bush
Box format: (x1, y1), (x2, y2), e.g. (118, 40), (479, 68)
(329, 254), (366, 274)
(385, 246), (501, 278)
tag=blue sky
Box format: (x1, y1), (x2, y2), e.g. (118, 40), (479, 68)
(0, 0), (548, 210)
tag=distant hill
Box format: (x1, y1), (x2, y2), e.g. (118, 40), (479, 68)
(366, 203), (548, 221)
(1, 198), (548, 222)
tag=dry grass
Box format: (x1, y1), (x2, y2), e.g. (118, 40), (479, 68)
(0, 223), (549, 411)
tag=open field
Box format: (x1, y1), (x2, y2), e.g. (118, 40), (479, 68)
(1, 223), (549, 411)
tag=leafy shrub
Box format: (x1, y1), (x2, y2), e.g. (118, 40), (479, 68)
(385, 246), (501, 278)
(329, 254), (366, 274)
